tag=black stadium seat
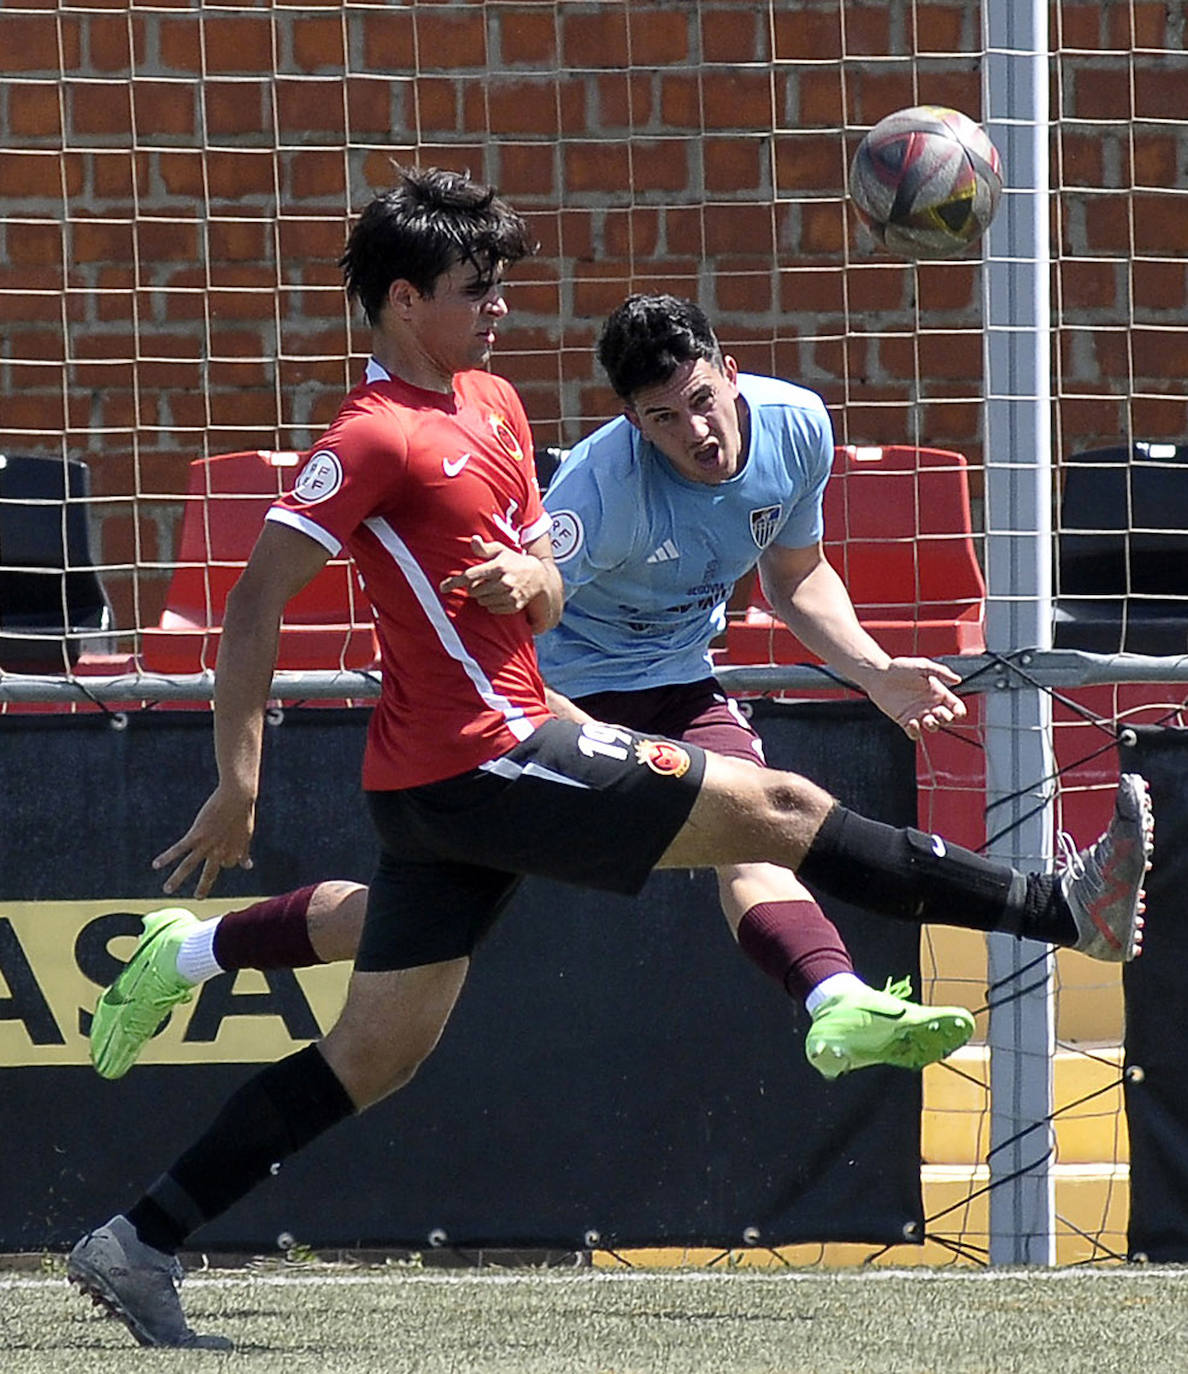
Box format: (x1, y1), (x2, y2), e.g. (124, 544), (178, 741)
(0, 453), (112, 673)
(1054, 442), (1188, 655)
(533, 445), (569, 492)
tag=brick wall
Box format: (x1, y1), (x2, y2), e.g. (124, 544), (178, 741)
(0, 0), (1184, 632)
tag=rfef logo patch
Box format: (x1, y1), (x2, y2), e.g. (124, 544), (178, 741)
(549, 510), (583, 562)
(635, 739), (691, 778)
(292, 450), (343, 504)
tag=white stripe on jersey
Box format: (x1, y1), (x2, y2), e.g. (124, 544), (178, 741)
(266, 506), (342, 555)
(521, 511), (552, 544)
(479, 755), (590, 788)
(363, 515), (537, 742)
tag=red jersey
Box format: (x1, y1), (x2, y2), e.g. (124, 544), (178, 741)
(268, 359), (553, 790)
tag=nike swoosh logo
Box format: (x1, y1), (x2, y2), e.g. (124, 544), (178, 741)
(98, 924), (173, 1005)
(867, 1007), (908, 1021)
(443, 453), (472, 477)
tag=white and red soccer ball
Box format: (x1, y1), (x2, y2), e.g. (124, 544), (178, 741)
(849, 105), (1003, 260)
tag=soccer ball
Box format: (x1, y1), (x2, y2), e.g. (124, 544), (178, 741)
(848, 106), (1003, 260)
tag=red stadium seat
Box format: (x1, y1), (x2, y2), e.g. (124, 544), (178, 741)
(725, 444), (986, 665)
(721, 444), (988, 845)
(140, 450), (378, 673)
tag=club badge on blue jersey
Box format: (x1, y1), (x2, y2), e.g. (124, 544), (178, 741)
(749, 505), (782, 548)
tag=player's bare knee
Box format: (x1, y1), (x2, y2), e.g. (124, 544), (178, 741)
(309, 880), (367, 921)
(307, 881), (368, 962)
(321, 1025), (438, 1108)
(321, 962), (464, 1107)
(754, 771), (834, 848)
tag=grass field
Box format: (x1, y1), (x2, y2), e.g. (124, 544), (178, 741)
(4, 1262), (1188, 1373)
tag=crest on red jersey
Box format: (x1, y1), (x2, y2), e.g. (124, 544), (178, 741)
(488, 413), (525, 461)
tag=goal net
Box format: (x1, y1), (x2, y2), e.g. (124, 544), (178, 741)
(1, 0), (1185, 1267)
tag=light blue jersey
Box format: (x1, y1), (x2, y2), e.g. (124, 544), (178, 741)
(537, 373), (834, 697)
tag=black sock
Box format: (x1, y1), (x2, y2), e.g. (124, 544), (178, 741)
(126, 1044), (355, 1255)
(797, 805), (1078, 947)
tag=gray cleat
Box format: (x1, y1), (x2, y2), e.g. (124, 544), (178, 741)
(67, 1214), (232, 1350)
(1061, 773), (1154, 962)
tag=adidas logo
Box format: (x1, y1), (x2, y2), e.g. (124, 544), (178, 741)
(646, 539), (680, 564)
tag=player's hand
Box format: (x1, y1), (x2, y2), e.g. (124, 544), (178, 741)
(864, 657), (967, 741)
(439, 535), (548, 615)
(544, 685), (597, 725)
(152, 783), (256, 898)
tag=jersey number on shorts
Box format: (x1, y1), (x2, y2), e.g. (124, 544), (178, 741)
(578, 722), (633, 761)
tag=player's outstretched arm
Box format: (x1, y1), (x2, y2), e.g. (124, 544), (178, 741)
(859, 657), (965, 740)
(153, 523), (332, 896)
(758, 541), (965, 740)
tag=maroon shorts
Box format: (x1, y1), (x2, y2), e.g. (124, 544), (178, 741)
(574, 677), (767, 768)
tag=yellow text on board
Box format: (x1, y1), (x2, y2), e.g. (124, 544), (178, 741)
(0, 902), (350, 1068)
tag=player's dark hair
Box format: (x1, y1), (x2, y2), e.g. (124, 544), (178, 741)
(340, 166), (538, 325)
(597, 294), (724, 401)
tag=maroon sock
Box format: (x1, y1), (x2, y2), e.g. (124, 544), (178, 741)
(736, 900), (853, 1003)
(211, 885), (322, 971)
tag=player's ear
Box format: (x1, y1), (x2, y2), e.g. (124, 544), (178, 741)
(623, 406), (642, 431)
(386, 278), (418, 317)
(721, 354), (740, 386)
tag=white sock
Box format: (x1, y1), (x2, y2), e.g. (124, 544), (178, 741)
(174, 916), (225, 985)
(805, 970), (867, 1015)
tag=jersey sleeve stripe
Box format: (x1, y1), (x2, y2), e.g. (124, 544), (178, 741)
(521, 512), (552, 544)
(265, 506), (343, 555)
(362, 515), (538, 743)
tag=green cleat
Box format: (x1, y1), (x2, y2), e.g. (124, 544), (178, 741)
(805, 976), (975, 1081)
(90, 908), (199, 1080)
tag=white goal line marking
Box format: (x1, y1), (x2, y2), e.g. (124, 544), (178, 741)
(1, 1265), (1175, 1291)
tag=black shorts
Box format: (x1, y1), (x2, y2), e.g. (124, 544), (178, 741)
(575, 677), (767, 767)
(357, 717), (706, 972)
